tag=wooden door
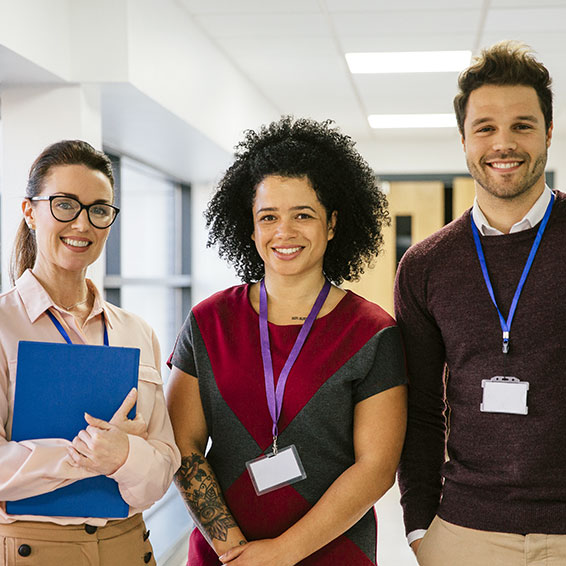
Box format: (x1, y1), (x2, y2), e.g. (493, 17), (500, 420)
(343, 181), (444, 315)
(453, 176), (476, 218)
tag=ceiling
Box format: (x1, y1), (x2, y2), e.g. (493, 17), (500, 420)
(177, 0), (566, 145)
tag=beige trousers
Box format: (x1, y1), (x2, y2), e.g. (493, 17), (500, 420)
(417, 516), (566, 566)
(0, 514), (155, 566)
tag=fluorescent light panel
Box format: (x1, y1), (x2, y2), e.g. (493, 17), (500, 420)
(368, 114), (457, 129)
(346, 51), (471, 74)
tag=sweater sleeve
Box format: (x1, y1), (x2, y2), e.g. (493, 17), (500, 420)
(394, 248), (447, 536)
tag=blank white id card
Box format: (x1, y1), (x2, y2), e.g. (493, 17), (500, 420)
(246, 445), (307, 496)
(481, 376), (529, 415)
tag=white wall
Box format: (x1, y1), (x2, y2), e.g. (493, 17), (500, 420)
(0, 0), (278, 292)
(191, 181), (240, 306)
(0, 85), (104, 289)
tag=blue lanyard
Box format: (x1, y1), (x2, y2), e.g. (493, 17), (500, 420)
(46, 309), (109, 346)
(470, 192), (554, 354)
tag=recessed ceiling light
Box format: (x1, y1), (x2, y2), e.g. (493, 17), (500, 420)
(368, 114), (457, 129)
(346, 51), (471, 74)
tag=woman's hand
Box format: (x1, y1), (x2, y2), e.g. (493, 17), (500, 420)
(66, 388), (146, 475)
(105, 388), (148, 439)
(219, 539), (295, 566)
(67, 418), (130, 475)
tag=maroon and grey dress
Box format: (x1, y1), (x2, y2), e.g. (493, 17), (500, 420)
(170, 285), (406, 565)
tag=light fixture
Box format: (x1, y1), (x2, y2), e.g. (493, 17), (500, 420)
(346, 51), (471, 74)
(368, 114), (457, 129)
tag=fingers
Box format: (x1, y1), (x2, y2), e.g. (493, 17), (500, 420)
(73, 432), (92, 454)
(110, 388), (138, 423)
(131, 414), (149, 439)
(66, 446), (84, 467)
(67, 440), (94, 470)
(84, 412), (112, 430)
(219, 545), (246, 563)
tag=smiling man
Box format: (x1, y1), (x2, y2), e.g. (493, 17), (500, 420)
(394, 41), (566, 565)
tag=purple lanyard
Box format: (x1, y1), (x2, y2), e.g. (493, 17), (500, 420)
(259, 279), (331, 447)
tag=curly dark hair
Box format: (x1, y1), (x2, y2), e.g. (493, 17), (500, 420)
(205, 116), (389, 284)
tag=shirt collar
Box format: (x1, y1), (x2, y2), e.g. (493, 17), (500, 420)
(16, 269), (113, 328)
(472, 186), (552, 236)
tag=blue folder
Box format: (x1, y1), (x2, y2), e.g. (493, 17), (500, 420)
(7, 340), (140, 518)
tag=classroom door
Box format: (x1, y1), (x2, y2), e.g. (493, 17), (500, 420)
(343, 181), (444, 315)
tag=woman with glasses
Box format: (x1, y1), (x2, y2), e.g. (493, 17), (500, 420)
(0, 140), (180, 565)
(166, 117), (407, 565)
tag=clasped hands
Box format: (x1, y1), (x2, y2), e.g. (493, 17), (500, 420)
(219, 539), (295, 566)
(66, 387), (148, 476)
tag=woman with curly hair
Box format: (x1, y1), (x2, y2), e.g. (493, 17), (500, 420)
(166, 116), (407, 566)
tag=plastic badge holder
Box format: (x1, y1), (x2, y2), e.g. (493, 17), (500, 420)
(480, 376), (529, 415)
(246, 444), (307, 496)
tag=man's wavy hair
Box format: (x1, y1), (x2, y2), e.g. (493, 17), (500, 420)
(454, 40), (553, 136)
(205, 116), (389, 284)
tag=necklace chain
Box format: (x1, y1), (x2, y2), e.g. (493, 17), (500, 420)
(56, 292), (90, 311)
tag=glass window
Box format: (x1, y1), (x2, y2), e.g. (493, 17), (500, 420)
(104, 154), (191, 374)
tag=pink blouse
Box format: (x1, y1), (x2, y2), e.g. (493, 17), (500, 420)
(0, 269), (181, 525)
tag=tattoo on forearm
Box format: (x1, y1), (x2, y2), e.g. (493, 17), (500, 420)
(174, 453), (236, 542)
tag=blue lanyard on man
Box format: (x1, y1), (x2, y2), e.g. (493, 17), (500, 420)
(470, 192), (554, 355)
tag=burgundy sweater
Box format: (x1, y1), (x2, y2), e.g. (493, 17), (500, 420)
(395, 190), (566, 536)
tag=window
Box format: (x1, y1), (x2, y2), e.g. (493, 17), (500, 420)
(104, 153), (193, 564)
(104, 154), (191, 373)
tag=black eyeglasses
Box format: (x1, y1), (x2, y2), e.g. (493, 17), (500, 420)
(30, 195), (120, 229)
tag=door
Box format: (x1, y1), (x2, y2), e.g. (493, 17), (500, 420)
(343, 181), (444, 315)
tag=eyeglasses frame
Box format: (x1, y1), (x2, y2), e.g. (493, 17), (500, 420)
(29, 195), (120, 229)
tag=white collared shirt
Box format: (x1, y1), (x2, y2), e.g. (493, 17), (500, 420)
(471, 185), (553, 236)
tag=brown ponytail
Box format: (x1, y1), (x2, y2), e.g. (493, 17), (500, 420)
(8, 140), (114, 286)
(9, 220), (37, 285)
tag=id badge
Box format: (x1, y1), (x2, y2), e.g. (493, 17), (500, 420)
(480, 376), (529, 415)
(246, 445), (307, 496)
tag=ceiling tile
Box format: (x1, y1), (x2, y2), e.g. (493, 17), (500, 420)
(484, 7), (566, 32)
(194, 12), (329, 38)
(355, 73), (460, 115)
(340, 32), (475, 53)
(214, 36), (337, 59)
(491, 0), (566, 7)
(174, 1), (566, 149)
(326, 0), (483, 11)
(180, 0), (320, 14)
(332, 9), (483, 36)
